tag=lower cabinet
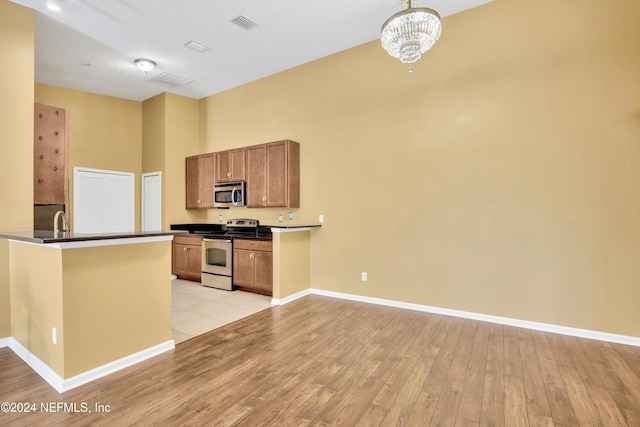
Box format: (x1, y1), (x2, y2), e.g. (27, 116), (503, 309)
(172, 235), (202, 282)
(233, 239), (273, 296)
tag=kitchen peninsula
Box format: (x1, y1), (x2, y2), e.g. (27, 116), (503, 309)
(0, 229), (182, 393)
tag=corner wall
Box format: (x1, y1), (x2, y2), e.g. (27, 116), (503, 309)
(0, 0), (34, 338)
(35, 84), (143, 231)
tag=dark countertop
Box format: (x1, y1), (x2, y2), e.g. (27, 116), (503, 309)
(263, 223), (322, 229)
(170, 222), (321, 241)
(0, 230), (186, 245)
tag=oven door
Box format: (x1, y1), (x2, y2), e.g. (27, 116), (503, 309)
(201, 238), (233, 290)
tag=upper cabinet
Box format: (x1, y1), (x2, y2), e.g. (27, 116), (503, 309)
(246, 140), (300, 208)
(185, 140), (300, 209)
(216, 148), (246, 183)
(185, 153), (215, 209)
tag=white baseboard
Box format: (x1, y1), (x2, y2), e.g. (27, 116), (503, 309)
(301, 289), (640, 347)
(271, 288), (311, 305)
(0, 337), (10, 348)
(8, 338), (175, 393)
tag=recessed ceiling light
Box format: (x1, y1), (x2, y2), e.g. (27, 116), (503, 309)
(184, 40), (210, 53)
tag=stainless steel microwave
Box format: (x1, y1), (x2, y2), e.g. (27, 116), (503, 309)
(214, 181), (246, 208)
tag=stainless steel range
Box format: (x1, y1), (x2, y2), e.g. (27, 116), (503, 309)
(201, 219), (260, 290)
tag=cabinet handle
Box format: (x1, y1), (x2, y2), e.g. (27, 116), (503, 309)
(38, 178), (43, 183)
(262, 196), (267, 202)
(227, 172), (231, 178)
(39, 155), (44, 160)
(55, 149), (59, 154)
(53, 166), (58, 171)
(184, 247), (187, 253)
(250, 253), (255, 259)
(197, 199), (202, 204)
(38, 135), (43, 141)
(55, 131), (59, 136)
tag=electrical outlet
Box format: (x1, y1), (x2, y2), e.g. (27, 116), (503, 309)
(52, 327), (57, 345)
(319, 214), (324, 223)
(218, 214), (223, 222)
(361, 272), (367, 282)
(288, 211), (294, 220)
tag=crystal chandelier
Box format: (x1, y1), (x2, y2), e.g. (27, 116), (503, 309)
(380, 0), (442, 65)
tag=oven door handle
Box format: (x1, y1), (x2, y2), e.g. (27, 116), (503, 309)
(203, 238), (232, 243)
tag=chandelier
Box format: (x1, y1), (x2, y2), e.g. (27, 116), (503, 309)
(380, 0), (442, 65)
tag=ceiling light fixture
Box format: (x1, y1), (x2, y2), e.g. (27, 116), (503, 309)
(381, 0), (442, 66)
(46, 0), (61, 12)
(134, 59), (156, 73)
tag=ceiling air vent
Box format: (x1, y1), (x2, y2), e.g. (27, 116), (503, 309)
(230, 15), (258, 30)
(147, 72), (193, 87)
(184, 40), (210, 53)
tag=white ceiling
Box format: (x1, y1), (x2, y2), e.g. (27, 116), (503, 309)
(10, 0), (492, 102)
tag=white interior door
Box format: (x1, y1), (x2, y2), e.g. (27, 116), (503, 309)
(142, 172), (162, 232)
(74, 167), (135, 233)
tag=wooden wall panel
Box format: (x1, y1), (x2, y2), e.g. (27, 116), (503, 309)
(34, 103), (67, 204)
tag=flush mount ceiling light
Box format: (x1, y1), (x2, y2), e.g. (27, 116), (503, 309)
(46, 0), (61, 12)
(381, 0), (442, 65)
(134, 59), (156, 73)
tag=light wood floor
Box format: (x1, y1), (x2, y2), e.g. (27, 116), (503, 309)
(2, 295), (640, 426)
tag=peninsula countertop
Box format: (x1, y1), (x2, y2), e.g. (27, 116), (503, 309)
(0, 229), (186, 245)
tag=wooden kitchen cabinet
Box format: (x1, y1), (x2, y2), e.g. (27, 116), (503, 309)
(186, 153), (215, 209)
(172, 235), (202, 282)
(233, 239), (273, 296)
(246, 140), (300, 208)
(216, 148), (246, 183)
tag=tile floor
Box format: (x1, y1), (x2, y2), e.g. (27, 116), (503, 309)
(171, 278), (273, 344)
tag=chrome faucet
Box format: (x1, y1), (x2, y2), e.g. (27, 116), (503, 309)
(53, 210), (70, 234)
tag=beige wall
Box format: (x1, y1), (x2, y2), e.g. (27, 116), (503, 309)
(164, 93), (202, 228)
(35, 84), (143, 231)
(62, 241), (172, 377)
(142, 92), (202, 229)
(10, 242), (64, 373)
(0, 0), (34, 338)
(142, 93), (166, 174)
(272, 231), (311, 299)
(189, 0), (640, 337)
(9, 240), (171, 378)
(3, 0), (640, 343)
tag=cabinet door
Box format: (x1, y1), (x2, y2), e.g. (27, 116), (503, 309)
(231, 149), (246, 181)
(233, 249), (254, 287)
(185, 156), (202, 209)
(172, 243), (189, 276)
(216, 148), (246, 183)
(265, 141), (287, 207)
(186, 154), (215, 209)
(253, 251), (273, 294)
(216, 151), (231, 183)
(200, 154), (216, 208)
(187, 244), (203, 278)
(246, 145), (267, 207)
